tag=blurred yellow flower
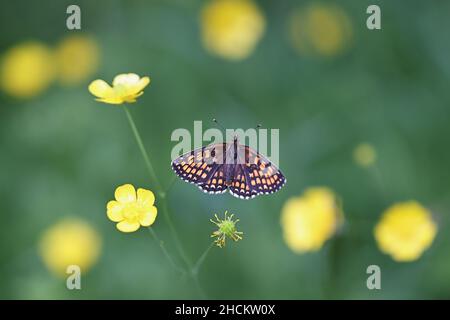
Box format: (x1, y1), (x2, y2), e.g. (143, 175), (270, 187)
(201, 0), (266, 61)
(0, 41), (55, 98)
(289, 4), (352, 57)
(281, 187), (342, 253)
(39, 218), (101, 277)
(210, 211), (243, 248)
(353, 143), (377, 168)
(374, 201), (437, 262)
(88, 73), (150, 104)
(107, 184), (158, 232)
(55, 34), (100, 85)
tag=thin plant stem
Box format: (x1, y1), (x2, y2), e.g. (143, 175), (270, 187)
(192, 242), (214, 275)
(161, 200), (193, 269)
(190, 242), (215, 299)
(193, 276), (207, 299)
(123, 106), (163, 193)
(123, 106), (192, 270)
(370, 164), (388, 203)
(164, 175), (177, 195)
(147, 227), (185, 275)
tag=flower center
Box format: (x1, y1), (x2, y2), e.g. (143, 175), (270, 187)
(219, 220), (236, 236)
(122, 204), (142, 223)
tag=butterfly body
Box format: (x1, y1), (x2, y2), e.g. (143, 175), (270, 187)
(171, 138), (286, 199)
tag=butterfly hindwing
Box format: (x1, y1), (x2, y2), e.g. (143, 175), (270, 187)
(228, 164), (257, 199)
(197, 164), (228, 194)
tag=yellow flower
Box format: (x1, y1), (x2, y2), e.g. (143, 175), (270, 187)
(0, 41), (55, 98)
(374, 201), (437, 262)
(353, 143), (377, 168)
(210, 211), (243, 248)
(55, 34), (100, 85)
(200, 0), (266, 61)
(88, 73), (150, 104)
(289, 4), (352, 57)
(39, 218), (101, 277)
(107, 184), (157, 232)
(281, 187), (342, 253)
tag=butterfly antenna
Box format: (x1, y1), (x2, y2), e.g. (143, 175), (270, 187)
(212, 118), (226, 132)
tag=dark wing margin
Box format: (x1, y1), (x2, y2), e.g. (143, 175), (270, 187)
(239, 145), (286, 196)
(171, 143), (227, 193)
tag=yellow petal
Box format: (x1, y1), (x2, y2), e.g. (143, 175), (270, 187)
(113, 73), (140, 86)
(116, 221), (140, 233)
(88, 79), (114, 98)
(122, 92), (143, 103)
(114, 184), (136, 204)
(130, 77), (150, 95)
(140, 206), (157, 227)
(123, 97), (137, 103)
(95, 97), (124, 104)
(137, 188), (155, 207)
(106, 200), (124, 222)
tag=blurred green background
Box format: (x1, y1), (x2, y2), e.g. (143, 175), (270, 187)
(1, 0), (450, 299)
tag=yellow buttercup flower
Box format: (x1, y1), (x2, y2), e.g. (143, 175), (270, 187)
(39, 218), (101, 277)
(0, 41), (55, 98)
(353, 143), (377, 168)
(289, 3), (352, 57)
(107, 184), (158, 232)
(55, 34), (100, 85)
(88, 73), (150, 104)
(201, 0), (266, 61)
(374, 201), (437, 262)
(281, 187), (342, 253)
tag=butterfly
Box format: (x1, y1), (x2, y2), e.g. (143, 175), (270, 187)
(171, 137), (286, 199)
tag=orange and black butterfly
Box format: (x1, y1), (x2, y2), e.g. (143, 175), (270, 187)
(171, 137), (286, 199)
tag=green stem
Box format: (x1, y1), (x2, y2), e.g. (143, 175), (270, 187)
(123, 106), (163, 193)
(161, 200), (193, 269)
(123, 106), (192, 270)
(370, 164), (388, 203)
(147, 227), (185, 275)
(190, 242), (215, 299)
(164, 175), (177, 195)
(192, 242), (214, 275)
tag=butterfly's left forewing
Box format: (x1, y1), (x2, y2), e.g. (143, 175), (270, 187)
(171, 143), (228, 194)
